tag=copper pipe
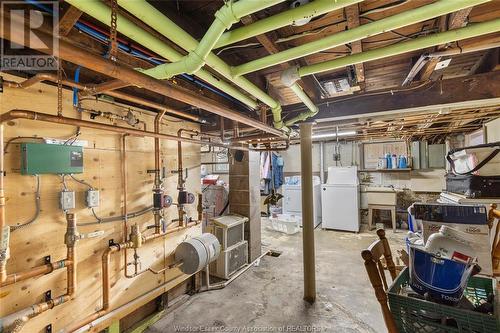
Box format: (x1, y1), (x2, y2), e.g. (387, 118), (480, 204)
(0, 259), (69, 288)
(197, 193), (203, 222)
(234, 133), (279, 142)
(249, 141), (290, 151)
(0, 110), (248, 151)
(0, 124), (7, 283)
(1, 214), (78, 332)
(4, 75), (208, 124)
(84, 80), (130, 95)
(67, 221), (199, 332)
(177, 129), (201, 226)
(121, 135), (137, 279)
(153, 110), (167, 234)
(0, 19), (283, 136)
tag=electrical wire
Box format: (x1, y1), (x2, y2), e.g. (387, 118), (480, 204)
(216, 42), (261, 55)
(10, 175), (41, 231)
(78, 206), (154, 226)
(4, 136), (45, 153)
(69, 174), (94, 189)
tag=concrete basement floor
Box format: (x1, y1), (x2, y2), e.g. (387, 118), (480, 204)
(147, 220), (405, 333)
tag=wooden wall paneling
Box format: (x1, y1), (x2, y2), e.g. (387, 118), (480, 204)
(0, 73), (201, 332)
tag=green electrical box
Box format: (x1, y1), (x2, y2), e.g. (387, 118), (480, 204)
(21, 143), (84, 175)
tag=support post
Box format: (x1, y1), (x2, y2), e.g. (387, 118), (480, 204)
(319, 141), (325, 184)
(300, 122), (316, 303)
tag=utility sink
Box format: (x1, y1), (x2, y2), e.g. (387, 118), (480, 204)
(360, 186), (401, 206)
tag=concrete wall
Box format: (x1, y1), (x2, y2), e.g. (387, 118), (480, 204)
(485, 118), (500, 143)
(281, 141), (445, 192)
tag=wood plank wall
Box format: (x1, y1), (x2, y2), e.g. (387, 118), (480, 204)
(0, 73), (202, 332)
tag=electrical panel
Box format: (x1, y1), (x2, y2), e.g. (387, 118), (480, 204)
(21, 143), (83, 175)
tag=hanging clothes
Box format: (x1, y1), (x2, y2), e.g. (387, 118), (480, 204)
(272, 152), (284, 189)
(260, 152), (271, 179)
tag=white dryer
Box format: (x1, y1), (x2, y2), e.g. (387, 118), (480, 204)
(282, 176), (322, 228)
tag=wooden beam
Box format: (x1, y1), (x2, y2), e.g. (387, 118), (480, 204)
(418, 9), (474, 82)
(345, 4), (365, 85)
(240, 15), (318, 100)
(449, 8), (473, 29)
(57, 5), (82, 36)
(282, 71), (500, 120)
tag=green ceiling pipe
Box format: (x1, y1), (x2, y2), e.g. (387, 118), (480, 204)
(66, 0), (259, 109)
(215, 0), (364, 49)
(117, 0), (289, 130)
(231, 0), (491, 76)
(285, 18), (500, 126)
(299, 19), (500, 77)
(146, 0), (285, 78)
(284, 84), (318, 126)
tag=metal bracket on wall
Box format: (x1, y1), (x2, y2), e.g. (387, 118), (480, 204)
(109, 239), (117, 247)
(44, 255), (51, 265)
(45, 324), (52, 333)
(45, 290), (51, 302)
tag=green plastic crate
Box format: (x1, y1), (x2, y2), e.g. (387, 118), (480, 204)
(388, 268), (499, 332)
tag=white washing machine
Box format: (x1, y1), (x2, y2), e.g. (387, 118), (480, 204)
(282, 176), (322, 228)
(321, 167), (360, 232)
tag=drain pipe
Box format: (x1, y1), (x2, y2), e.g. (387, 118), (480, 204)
(144, 0), (285, 79)
(114, 0), (289, 131)
(215, 0), (363, 48)
(299, 18), (500, 77)
(281, 67), (318, 126)
(300, 122), (316, 304)
(281, 19), (500, 125)
(231, 0), (491, 76)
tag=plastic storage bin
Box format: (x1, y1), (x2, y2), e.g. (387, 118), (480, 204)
(269, 214), (300, 234)
(388, 267), (499, 333)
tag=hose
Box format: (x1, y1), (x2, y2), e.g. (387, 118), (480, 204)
(10, 175), (41, 231)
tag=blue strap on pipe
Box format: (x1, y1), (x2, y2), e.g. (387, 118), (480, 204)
(72, 66), (81, 108)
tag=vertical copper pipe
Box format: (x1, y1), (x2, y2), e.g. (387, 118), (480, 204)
(154, 110), (167, 234)
(64, 213), (78, 298)
(0, 124), (7, 283)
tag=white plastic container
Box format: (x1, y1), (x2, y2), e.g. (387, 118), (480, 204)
(269, 214), (300, 234)
(424, 225), (476, 263)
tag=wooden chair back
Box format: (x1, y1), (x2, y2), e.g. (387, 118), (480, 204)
(361, 229), (398, 333)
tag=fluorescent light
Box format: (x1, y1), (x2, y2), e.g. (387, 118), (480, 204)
(311, 131), (356, 139)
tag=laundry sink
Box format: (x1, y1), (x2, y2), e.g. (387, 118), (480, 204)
(362, 186), (400, 206)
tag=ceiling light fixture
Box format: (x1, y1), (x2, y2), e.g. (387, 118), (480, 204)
(311, 131), (356, 139)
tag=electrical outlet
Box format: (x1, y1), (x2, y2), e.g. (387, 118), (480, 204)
(86, 189), (100, 208)
(59, 191), (75, 211)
